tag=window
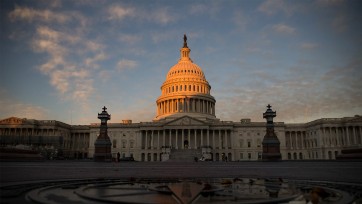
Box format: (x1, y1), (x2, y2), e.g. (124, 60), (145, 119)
(248, 153), (251, 160)
(113, 139), (117, 148)
(240, 153), (243, 159)
(122, 141), (126, 148)
(247, 140), (251, 148)
(257, 139), (261, 147)
(239, 139), (243, 148)
(130, 141), (134, 148)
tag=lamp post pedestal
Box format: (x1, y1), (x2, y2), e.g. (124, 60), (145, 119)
(262, 104), (281, 161)
(94, 106), (112, 162)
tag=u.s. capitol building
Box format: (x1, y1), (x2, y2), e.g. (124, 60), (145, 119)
(1, 37), (361, 161)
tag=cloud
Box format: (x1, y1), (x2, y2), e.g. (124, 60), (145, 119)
(119, 34), (142, 44)
(332, 13), (349, 33)
(152, 7), (175, 25)
(272, 24), (296, 35)
(300, 42), (319, 50)
(107, 4), (176, 25)
(10, 5), (98, 108)
(232, 10), (249, 31)
(9, 6), (70, 23)
(316, 0), (345, 6)
(108, 4), (135, 20)
(214, 58), (362, 123)
(84, 52), (107, 68)
(0, 89), (49, 120)
(117, 59), (137, 71)
(258, 0), (293, 16)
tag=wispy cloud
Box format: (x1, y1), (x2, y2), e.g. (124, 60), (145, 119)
(258, 0), (294, 16)
(272, 23), (296, 35)
(117, 59), (137, 71)
(108, 4), (135, 20)
(10, 6), (100, 110)
(0, 89), (49, 120)
(119, 34), (142, 44)
(9, 6), (70, 23)
(107, 4), (176, 25)
(300, 42), (319, 50)
(84, 52), (107, 69)
(232, 10), (249, 31)
(214, 58), (362, 123)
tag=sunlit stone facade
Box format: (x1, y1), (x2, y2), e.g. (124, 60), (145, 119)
(154, 36), (216, 122)
(1, 36), (361, 161)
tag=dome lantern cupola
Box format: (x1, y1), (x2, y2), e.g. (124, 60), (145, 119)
(154, 35), (217, 121)
(180, 34), (192, 62)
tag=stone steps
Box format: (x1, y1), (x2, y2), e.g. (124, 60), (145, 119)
(169, 149), (202, 162)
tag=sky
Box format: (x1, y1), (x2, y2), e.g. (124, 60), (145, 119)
(0, 0), (361, 125)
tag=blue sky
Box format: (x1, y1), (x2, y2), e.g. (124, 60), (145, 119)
(1, 0), (361, 125)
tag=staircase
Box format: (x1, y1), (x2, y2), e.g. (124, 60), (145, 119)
(169, 149), (202, 162)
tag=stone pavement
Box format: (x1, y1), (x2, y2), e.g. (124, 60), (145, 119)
(1, 161), (362, 186)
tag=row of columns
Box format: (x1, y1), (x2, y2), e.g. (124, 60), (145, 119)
(285, 131), (307, 149)
(286, 126), (362, 150)
(67, 133), (89, 150)
(141, 129), (231, 150)
(0, 128), (58, 136)
(164, 84), (210, 95)
(157, 98), (215, 116)
(319, 126), (361, 147)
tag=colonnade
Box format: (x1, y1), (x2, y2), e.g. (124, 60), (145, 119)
(318, 126), (362, 147)
(65, 132), (89, 159)
(286, 126), (362, 149)
(0, 127), (58, 136)
(140, 129), (232, 150)
(285, 131), (307, 149)
(0, 127), (65, 146)
(286, 126), (362, 160)
(163, 83), (210, 95)
(157, 98), (215, 115)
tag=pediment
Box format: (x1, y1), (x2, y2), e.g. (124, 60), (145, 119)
(164, 116), (206, 126)
(0, 117), (24, 125)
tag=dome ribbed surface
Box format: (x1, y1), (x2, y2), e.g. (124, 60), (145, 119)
(166, 61), (206, 80)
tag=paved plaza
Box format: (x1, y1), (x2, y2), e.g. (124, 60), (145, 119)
(1, 161), (362, 186)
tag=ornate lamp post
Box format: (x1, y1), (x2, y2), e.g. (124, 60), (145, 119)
(262, 104), (281, 161)
(94, 106), (112, 162)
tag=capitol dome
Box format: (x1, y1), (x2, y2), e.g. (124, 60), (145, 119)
(154, 35), (217, 121)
